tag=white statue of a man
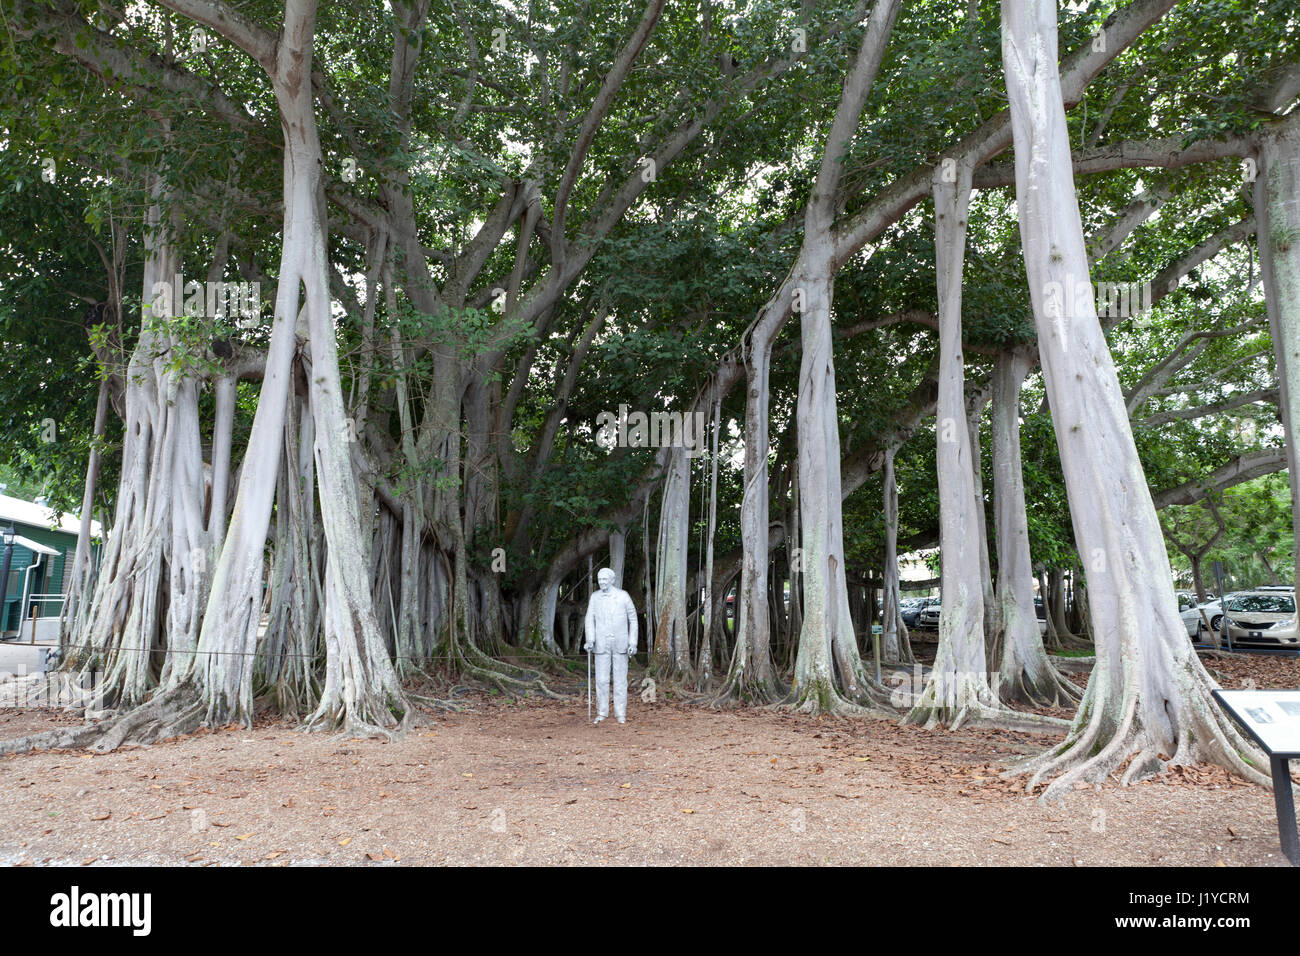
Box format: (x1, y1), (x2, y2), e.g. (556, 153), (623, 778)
(584, 567), (638, 724)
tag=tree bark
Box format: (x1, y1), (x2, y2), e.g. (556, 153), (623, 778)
(906, 163), (1035, 729)
(991, 349), (1081, 706)
(880, 446), (914, 664)
(1256, 116), (1300, 604)
(653, 447), (691, 679)
(1002, 0), (1266, 797)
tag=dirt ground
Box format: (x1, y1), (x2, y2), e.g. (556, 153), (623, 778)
(0, 650), (1296, 867)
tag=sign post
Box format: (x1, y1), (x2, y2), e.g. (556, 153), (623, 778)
(1211, 560), (1230, 652)
(1213, 689), (1300, 865)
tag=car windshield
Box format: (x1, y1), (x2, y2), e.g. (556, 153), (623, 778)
(1226, 595), (1295, 613)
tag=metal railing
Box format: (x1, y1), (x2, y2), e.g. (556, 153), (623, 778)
(27, 593), (66, 616)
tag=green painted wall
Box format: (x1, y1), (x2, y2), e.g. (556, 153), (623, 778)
(2, 521), (77, 632)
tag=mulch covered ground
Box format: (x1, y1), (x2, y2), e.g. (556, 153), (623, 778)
(0, 649), (1295, 866)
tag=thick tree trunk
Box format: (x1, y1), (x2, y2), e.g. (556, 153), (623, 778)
(991, 350), (1081, 706)
(716, 319), (781, 703)
(67, 192), (202, 711)
(906, 164), (1007, 728)
(791, 252), (857, 711)
(653, 448), (691, 679)
(696, 398), (721, 687)
(1002, 0), (1266, 797)
(1257, 118), (1300, 604)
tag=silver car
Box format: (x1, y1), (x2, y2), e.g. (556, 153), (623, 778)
(917, 602), (940, 629)
(1216, 590), (1298, 648)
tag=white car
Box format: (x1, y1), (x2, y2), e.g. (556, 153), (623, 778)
(1178, 593), (1207, 638)
(1186, 593), (1238, 642)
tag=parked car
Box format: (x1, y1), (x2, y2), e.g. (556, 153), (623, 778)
(1191, 593), (1235, 642)
(918, 598), (1047, 634)
(901, 596), (938, 628)
(917, 600), (941, 630)
(1214, 590), (1298, 648)
(1177, 592), (1204, 638)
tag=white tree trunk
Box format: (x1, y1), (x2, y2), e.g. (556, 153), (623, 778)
(62, 378), (108, 640)
(697, 396), (721, 685)
(1256, 118), (1300, 602)
(991, 349), (1080, 706)
(791, 253), (857, 710)
(906, 163), (1003, 728)
(880, 446), (913, 664)
(1002, 0), (1265, 796)
(717, 318), (780, 702)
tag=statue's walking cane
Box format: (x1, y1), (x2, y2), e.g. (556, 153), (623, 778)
(586, 647), (592, 722)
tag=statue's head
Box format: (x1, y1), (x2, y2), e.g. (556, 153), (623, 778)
(597, 568), (616, 592)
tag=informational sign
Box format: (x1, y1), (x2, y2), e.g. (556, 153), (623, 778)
(1213, 689), (1300, 865)
(1213, 689), (1300, 757)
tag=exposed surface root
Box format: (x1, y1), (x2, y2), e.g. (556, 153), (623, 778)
(89, 690), (206, 753)
(0, 723), (103, 756)
(441, 642), (564, 700)
(703, 669), (785, 708)
(994, 665), (1083, 709)
(775, 677), (879, 718)
(906, 700), (1070, 734)
(1006, 663), (1272, 803)
(0, 686), (206, 756)
(902, 672), (1069, 733)
(407, 692), (465, 713)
